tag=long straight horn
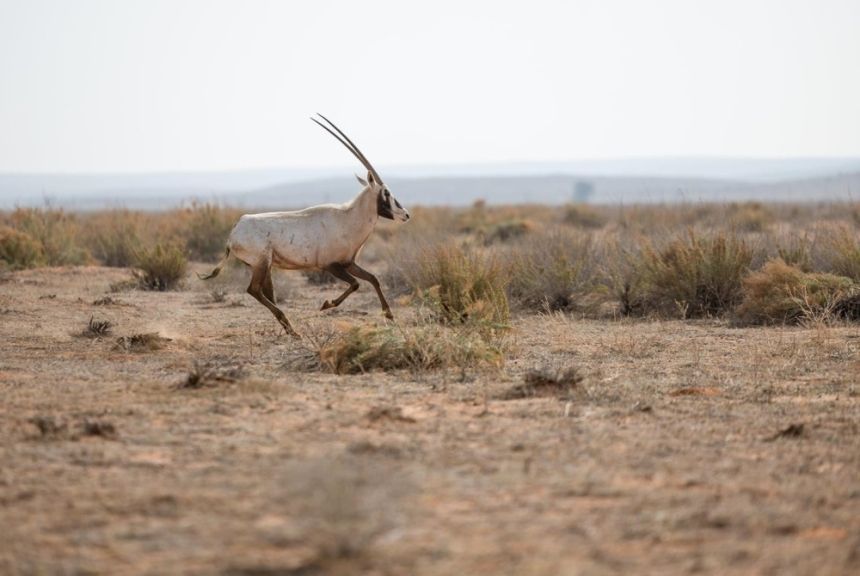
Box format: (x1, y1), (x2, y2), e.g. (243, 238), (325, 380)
(311, 114), (383, 184)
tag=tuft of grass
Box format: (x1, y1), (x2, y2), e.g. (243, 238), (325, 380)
(500, 365), (584, 400)
(0, 225), (44, 270)
(483, 219), (533, 244)
(818, 226), (860, 282)
(83, 316), (113, 338)
(636, 230), (754, 318)
(133, 242), (187, 291)
(315, 323), (504, 375)
(727, 202), (773, 233)
(409, 242), (510, 329)
(563, 204), (606, 229)
(736, 259), (855, 325)
(114, 332), (171, 352)
(177, 359), (245, 389)
(507, 229), (600, 312)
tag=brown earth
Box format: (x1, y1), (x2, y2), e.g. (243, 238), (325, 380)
(1, 265), (859, 575)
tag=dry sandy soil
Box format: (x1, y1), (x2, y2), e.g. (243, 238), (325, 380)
(1, 265), (859, 575)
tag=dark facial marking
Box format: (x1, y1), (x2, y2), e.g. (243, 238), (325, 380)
(377, 190), (394, 220)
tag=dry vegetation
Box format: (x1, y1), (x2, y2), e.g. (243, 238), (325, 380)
(1, 200), (859, 574)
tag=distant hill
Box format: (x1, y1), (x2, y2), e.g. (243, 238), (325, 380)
(1, 157), (859, 210)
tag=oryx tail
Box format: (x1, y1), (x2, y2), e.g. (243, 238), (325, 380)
(198, 245), (232, 280)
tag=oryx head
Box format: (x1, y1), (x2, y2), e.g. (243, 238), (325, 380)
(312, 113), (410, 223)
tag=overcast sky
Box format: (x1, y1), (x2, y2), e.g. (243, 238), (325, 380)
(1, 0), (859, 173)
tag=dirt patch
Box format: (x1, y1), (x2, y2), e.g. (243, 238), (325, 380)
(0, 266), (858, 575)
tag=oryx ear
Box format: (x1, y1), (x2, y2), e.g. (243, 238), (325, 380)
(367, 170), (376, 185)
(355, 173), (368, 187)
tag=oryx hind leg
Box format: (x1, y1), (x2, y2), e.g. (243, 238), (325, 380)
(347, 263), (393, 320)
(320, 264), (359, 311)
(247, 256), (299, 338)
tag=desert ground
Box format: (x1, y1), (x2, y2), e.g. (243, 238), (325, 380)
(1, 260), (858, 576)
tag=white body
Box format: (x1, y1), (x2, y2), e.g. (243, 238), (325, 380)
(229, 186), (379, 269)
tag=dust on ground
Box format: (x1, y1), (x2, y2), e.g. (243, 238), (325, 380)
(1, 265), (859, 575)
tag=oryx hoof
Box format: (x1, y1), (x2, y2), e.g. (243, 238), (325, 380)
(320, 300), (335, 311)
(384, 310), (394, 321)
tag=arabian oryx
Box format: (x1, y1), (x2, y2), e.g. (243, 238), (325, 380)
(198, 114), (410, 338)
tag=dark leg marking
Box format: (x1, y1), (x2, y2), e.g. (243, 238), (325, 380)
(320, 264), (359, 311)
(247, 259), (299, 338)
(347, 263), (393, 320)
(262, 271), (275, 304)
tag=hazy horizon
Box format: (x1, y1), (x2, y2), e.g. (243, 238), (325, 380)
(2, 0), (859, 174)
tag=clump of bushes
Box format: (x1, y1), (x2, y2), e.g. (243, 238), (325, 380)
(483, 219), (533, 244)
(636, 230), (753, 318)
(736, 259), (855, 324)
(409, 242), (509, 329)
(133, 243), (187, 291)
(7, 207), (88, 266)
(818, 226), (860, 282)
(317, 323), (504, 374)
(507, 229), (599, 312)
(563, 204), (606, 229)
(182, 202), (237, 262)
(85, 210), (143, 267)
(0, 225), (43, 270)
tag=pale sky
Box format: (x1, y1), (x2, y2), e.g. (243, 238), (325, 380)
(1, 0), (859, 173)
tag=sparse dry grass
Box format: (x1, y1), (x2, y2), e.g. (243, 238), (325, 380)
(737, 259), (856, 325)
(133, 242), (188, 291)
(311, 321), (505, 374)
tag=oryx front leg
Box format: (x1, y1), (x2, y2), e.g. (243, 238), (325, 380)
(320, 264), (359, 311)
(247, 256), (299, 338)
(348, 263), (394, 320)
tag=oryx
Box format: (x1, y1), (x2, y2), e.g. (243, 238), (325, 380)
(199, 114), (410, 337)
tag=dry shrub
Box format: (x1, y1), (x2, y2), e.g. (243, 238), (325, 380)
(483, 219), (533, 244)
(500, 365), (584, 400)
(133, 242), (187, 291)
(507, 228), (600, 312)
(0, 225), (43, 270)
(8, 207), (89, 266)
(637, 230), (753, 317)
(114, 333), (170, 352)
(602, 233), (647, 316)
(563, 204), (606, 229)
(817, 225), (860, 282)
(83, 316), (112, 338)
(85, 210), (142, 267)
(182, 202), (238, 262)
(736, 259), (855, 324)
(408, 242), (509, 329)
(178, 359), (245, 389)
(317, 323), (504, 374)
(727, 202), (773, 232)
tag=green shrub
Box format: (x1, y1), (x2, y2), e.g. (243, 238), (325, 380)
(0, 225), (44, 269)
(134, 243), (187, 291)
(637, 230), (753, 318)
(507, 229), (599, 312)
(9, 207), (89, 266)
(737, 259), (855, 324)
